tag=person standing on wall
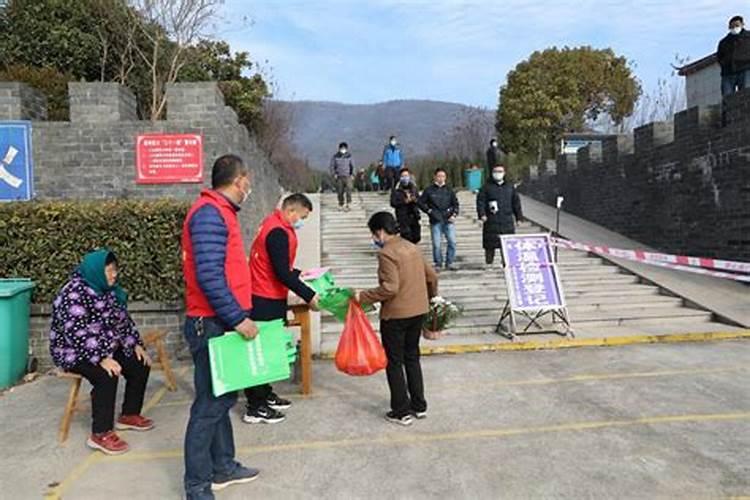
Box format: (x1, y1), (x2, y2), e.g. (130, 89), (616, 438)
(718, 15), (750, 97)
(182, 154), (260, 500)
(477, 164), (523, 269)
(330, 142), (355, 211)
(243, 193), (319, 424)
(390, 167), (422, 244)
(382, 136), (404, 191)
(418, 168), (460, 271)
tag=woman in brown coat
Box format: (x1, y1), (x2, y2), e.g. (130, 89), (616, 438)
(355, 212), (439, 426)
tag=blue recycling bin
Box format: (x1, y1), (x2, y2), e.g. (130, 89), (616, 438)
(464, 169), (483, 192)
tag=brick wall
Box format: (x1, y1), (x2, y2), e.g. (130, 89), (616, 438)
(521, 89), (750, 262)
(1, 81), (284, 369)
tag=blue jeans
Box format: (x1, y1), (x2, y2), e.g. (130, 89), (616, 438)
(722, 71), (749, 96)
(430, 222), (456, 267)
(183, 316), (241, 496)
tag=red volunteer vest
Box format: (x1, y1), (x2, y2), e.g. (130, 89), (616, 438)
(249, 209), (298, 300)
(182, 189), (252, 317)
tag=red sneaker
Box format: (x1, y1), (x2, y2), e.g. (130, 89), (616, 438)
(86, 431), (129, 455)
(116, 414), (155, 431)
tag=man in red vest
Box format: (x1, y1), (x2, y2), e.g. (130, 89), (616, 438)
(182, 154), (259, 500)
(242, 193), (319, 424)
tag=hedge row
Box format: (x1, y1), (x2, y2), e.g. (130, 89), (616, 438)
(0, 199), (191, 303)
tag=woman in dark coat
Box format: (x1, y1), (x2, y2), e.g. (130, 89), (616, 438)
(390, 167), (422, 244)
(476, 165), (523, 267)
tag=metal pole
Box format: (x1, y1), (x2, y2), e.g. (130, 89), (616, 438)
(554, 196), (564, 262)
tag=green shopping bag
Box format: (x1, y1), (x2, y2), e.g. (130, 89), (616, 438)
(318, 287), (354, 322)
(208, 319), (291, 397)
(302, 268), (336, 296)
(283, 330), (297, 364)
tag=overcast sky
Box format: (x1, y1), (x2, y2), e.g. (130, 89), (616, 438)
(220, 0), (747, 107)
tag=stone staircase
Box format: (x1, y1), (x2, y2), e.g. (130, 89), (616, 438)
(318, 191), (734, 354)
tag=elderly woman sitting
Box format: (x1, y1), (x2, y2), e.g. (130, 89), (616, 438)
(50, 249), (153, 455)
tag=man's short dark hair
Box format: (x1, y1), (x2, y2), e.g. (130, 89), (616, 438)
(434, 167), (447, 176)
(368, 211), (398, 235)
(389, 135), (396, 141)
(339, 142), (348, 149)
(730, 15), (744, 25)
(282, 193), (313, 211)
(211, 154), (248, 189)
(399, 167), (410, 175)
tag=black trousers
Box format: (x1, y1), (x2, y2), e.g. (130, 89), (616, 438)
(70, 348), (150, 434)
(243, 297), (285, 410)
(485, 248), (506, 265)
(380, 314), (427, 417)
(383, 168), (397, 191)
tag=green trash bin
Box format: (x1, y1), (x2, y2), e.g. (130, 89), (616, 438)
(0, 279), (35, 390)
(464, 169), (483, 192)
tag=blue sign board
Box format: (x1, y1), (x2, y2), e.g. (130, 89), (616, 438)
(0, 121), (34, 201)
(501, 234), (565, 310)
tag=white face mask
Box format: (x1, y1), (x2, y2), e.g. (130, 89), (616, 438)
(493, 172), (505, 182)
(731, 26), (743, 35)
(239, 186), (251, 204)
(339, 148), (347, 155)
(390, 140), (397, 146)
(491, 142), (497, 148)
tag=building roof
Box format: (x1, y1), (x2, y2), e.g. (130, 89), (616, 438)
(678, 53), (718, 76)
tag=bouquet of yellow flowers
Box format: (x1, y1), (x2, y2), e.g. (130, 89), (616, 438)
(422, 296), (463, 340)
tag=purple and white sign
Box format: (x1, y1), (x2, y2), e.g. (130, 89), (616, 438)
(502, 234), (564, 310)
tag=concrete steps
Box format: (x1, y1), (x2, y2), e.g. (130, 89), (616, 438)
(314, 191), (733, 355)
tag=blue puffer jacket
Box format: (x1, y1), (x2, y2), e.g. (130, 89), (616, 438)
(188, 204), (248, 328)
(383, 145), (403, 169)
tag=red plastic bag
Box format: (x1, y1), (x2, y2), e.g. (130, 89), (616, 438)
(335, 300), (387, 376)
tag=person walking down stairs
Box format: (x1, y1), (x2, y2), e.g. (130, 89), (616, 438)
(330, 142), (355, 211)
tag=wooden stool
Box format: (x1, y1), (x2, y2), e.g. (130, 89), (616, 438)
(57, 329), (177, 443)
(141, 330), (178, 392)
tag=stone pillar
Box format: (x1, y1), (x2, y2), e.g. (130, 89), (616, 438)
(166, 82), (225, 122)
(68, 82), (138, 122)
(0, 82), (48, 120)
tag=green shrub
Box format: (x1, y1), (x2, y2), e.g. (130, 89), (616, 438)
(0, 199), (190, 303)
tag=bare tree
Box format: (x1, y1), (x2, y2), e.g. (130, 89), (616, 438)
(430, 106), (495, 161)
(128, 0), (222, 120)
(595, 55), (688, 133)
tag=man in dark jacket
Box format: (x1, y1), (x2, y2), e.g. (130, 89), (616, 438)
(418, 168), (459, 270)
(485, 138), (503, 180)
(330, 142), (355, 211)
(718, 15), (750, 96)
(390, 167), (421, 244)
(477, 165), (523, 268)
(182, 154), (260, 500)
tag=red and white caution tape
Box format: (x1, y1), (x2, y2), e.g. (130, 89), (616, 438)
(551, 237), (750, 283)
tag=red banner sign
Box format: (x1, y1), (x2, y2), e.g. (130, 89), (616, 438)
(136, 133), (203, 184)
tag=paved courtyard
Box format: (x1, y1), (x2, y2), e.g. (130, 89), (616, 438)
(1, 340), (749, 499)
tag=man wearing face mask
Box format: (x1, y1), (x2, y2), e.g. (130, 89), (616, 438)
(485, 138), (503, 182)
(390, 167), (421, 244)
(330, 142), (355, 211)
(418, 168), (460, 271)
(382, 136), (404, 191)
(182, 154), (260, 500)
(243, 193), (319, 424)
(477, 165), (523, 269)
(718, 15), (750, 97)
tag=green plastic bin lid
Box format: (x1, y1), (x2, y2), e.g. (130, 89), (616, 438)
(0, 279), (35, 298)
